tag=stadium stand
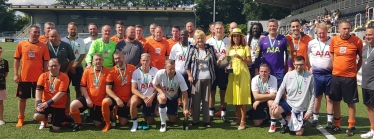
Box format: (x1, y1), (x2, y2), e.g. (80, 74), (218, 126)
(9, 5), (196, 40)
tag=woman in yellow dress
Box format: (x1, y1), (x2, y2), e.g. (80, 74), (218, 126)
(225, 28), (252, 130)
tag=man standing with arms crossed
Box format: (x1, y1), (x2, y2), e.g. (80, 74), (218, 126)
(307, 23), (334, 129)
(359, 26), (374, 139)
(206, 21), (230, 121)
(329, 21), (363, 136)
(14, 25), (50, 127)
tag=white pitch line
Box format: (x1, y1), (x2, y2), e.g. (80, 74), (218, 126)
(308, 119), (336, 139)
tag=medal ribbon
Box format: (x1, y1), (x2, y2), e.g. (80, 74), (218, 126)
(268, 35), (279, 49)
(68, 38), (76, 50)
(94, 66), (102, 86)
(318, 38), (327, 55)
(179, 43), (187, 57)
(117, 65), (126, 81)
(49, 72), (59, 91)
(214, 36), (224, 52)
(166, 73), (174, 91)
(292, 36), (301, 50)
(259, 77), (268, 94)
(366, 45), (374, 60)
(49, 42), (60, 56)
(295, 71), (305, 91)
(140, 67), (149, 84)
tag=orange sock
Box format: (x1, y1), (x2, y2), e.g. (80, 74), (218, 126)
(16, 114), (25, 127)
(371, 125), (374, 131)
(70, 109), (82, 124)
(102, 100), (110, 122)
(348, 119), (356, 128)
(102, 122), (110, 132)
(334, 118), (341, 127)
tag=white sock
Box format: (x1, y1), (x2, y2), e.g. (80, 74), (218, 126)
(159, 107), (167, 125)
(221, 110), (226, 117)
(313, 114), (319, 120)
(209, 110), (214, 116)
(270, 119), (276, 126)
(131, 119), (138, 132)
(327, 114), (333, 122)
(279, 118), (286, 125)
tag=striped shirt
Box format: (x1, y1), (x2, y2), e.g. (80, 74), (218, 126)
(184, 44), (218, 84)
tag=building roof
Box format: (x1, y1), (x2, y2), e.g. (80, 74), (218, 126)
(253, 0), (297, 8)
(10, 5), (196, 17)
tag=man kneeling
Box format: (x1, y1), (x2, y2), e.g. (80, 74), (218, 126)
(34, 59), (69, 130)
(153, 59), (189, 132)
(270, 56), (315, 136)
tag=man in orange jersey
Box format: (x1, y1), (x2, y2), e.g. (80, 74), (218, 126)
(167, 25), (181, 52)
(286, 19), (312, 71)
(329, 21), (363, 136)
(185, 22), (195, 43)
(14, 25), (50, 127)
(70, 53), (111, 132)
(135, 25), (147, 46)
(101, 51), (136, 132)
(146, 23), (157, 40)
(110, 21), (126, 44)
(39, 22), (55, 43)
(143, 26), (170, 69)
(33, 59), (69, 130)
(206, 22), (215, 40)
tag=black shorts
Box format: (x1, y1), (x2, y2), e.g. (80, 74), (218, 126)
(16, 82), (37, 99)
(362, 88), (374, 107)
(108, 97), (130, 119)
(329, 76), (359, 104)
(137, 97), (157, 117)
(250, 102), (269, 120)
(77, 96), (103, 122)
(211, 68), (228, 90)
(69, 66), (84, 87)
(36, 107), (65, 127)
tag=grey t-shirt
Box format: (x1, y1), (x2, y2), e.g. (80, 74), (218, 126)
(197, 49), (211, 79)
(361, 44), (374, 90)
(116, 40), (144, 67)
(48, 41), (75, 72)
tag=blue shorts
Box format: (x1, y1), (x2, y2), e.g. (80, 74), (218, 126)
(313, 74), (332, 96)
(211, 68), (228, 90)
(69, 66), (84, 87)
(165, 97), (179, 115)
(272, 73), (285, 88)
(137, 97), (157, 117)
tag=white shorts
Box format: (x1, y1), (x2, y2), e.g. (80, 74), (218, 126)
(0, 90), (6, 100)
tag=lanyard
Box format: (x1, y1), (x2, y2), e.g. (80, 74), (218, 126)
(49, 72), (59, 90)
(117, 65), (126, 81)
(251, 39), (259, 51)
(179, 43), (187, 57)
(318, 38), (327, 54)
(49, 42), (60, 56)
(292, 36), (301, 50)
(140, 67), (149, 84)
(295, 71), (305, 91)
(259, 77), (268, 94)
(367, 45), (374, 60)
(268, 35), (278, 49)
(214, 37), (224, 52)
(94, 66), (102, 85)
(68, 38), (76, 50)
(166, 73), (174, 91)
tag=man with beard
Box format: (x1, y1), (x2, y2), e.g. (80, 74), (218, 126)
(247, 23), (264, 78)
(83, 23), (99, 53)
(286, 19), (312, 71)
(135, 25), (147, 46)
(86, 25), (116, 68)
(61, 22), (87, 99)
(116, 26), (144, 67)
(185, 22), (195, 43)
(167, 25), (181, 52)
(111, 21), (126, 44)
(39, 22), (55, 43)
(101, 50), (136, 132)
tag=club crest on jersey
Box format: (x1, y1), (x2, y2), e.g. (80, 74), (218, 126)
(141, 83), (154, 89)
(266, 47), (280, 53)
(339, 47), (347, 53)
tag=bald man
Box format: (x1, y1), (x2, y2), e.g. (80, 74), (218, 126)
(116, 26), (144, 66)
(229, 22), (238, 33)
(86, 25), (116, 68)
(185, 22), (195, 43)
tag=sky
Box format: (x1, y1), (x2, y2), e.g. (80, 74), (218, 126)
(8, 0), (55, 5)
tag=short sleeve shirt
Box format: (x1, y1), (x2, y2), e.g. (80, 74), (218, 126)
(47, 41), (75, 72)
(131, 67), (158, 97)
(251, 75), (278, 94)
(80, 67), (111, 106)
(0, 59), (9, 90)
(106, 65), (136, 102)
(36, 72), (69, 108)
(152, 69), (188, 100)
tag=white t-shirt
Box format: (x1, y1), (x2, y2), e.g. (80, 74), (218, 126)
(152, 69), (188, 100)
(251, 75), (277, 94)
(188, 37), (194, 44)
(307, 38), (332, 73)
(169, 43), (188, 74)
(83, 37), (95, 53)
(131, 66), (158, 97)
(206, 36), (230, 68)
(61, 37), (87, 62)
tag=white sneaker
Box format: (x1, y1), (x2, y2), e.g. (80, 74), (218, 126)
(160, 124), (166, 132)
(130, 122), (138, 132)
(268, 125), (276, 133)
(0, 120), (5, 125)
(361, 131), (373, 138)
(39, 121), (45, 130)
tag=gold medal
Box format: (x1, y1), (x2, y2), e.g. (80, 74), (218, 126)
(199, 63), (203, 70)
(293, 52), (297, 56)
(183, 57), (186, 61)
(298, 90), (302, 94)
